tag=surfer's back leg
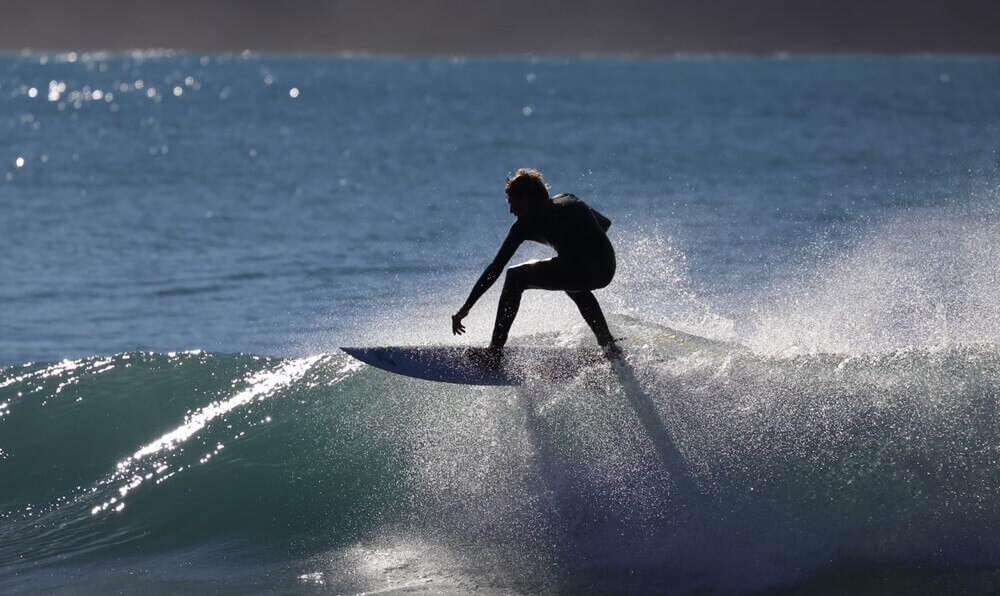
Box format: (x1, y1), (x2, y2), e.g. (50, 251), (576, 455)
(566, 290), (616, 348)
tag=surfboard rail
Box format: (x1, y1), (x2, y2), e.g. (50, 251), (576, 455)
(341, 345), (603, 386)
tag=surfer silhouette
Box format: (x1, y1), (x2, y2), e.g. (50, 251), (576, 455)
(452, 168), (621, 368)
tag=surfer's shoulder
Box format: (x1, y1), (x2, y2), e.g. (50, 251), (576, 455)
(552, 192), (580, 205)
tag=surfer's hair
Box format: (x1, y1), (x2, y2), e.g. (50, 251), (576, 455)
(505, 168), (549, 203)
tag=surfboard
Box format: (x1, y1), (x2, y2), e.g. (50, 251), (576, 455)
(341, 320), (737, 386)
(340, 345), (604, 386)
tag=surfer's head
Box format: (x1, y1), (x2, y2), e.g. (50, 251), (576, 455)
(505, 168), (549, 216)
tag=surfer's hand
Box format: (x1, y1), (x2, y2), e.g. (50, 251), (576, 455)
(451, 310), (467, 335)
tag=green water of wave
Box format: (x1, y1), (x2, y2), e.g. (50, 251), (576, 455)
(4, 337), (1000, 592)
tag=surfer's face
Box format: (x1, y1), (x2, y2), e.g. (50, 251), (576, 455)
(507, 195), (530, 217)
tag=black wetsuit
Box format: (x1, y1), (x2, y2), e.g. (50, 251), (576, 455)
(459, 193), (617, 350)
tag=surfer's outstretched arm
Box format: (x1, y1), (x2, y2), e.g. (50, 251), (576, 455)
(452, 223), (524, 335)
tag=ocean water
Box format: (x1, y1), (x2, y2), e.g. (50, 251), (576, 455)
(2, 52), (1000, 593)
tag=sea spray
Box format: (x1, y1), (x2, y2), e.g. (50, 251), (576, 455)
(743, 201), (1000, 355)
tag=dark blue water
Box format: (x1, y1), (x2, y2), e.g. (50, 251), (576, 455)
(2, 53), (1000, 593)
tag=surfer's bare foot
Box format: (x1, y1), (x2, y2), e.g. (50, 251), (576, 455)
(466, 346), (502, 370)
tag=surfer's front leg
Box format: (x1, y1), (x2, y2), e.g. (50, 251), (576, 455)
(490, 265), (530, 350)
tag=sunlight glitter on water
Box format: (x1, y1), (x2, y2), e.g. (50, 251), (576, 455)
(130, 355), (322, 461)
(87, 354), (334, 516)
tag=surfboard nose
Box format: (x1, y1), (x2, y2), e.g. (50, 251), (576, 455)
(341, 347), (395, 369)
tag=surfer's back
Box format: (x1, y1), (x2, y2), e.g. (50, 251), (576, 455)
(518, 193), (614, 261)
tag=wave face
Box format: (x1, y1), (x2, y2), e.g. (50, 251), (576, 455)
(3, 326), (1000, 593)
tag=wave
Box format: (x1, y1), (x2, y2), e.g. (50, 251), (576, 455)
(2, 321), (1000, 592)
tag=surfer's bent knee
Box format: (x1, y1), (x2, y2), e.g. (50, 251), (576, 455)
(594, 264), (615, 289)
(503, 265), (529, 291)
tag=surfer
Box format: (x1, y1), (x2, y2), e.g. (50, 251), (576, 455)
(452, 168), (621, 368)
